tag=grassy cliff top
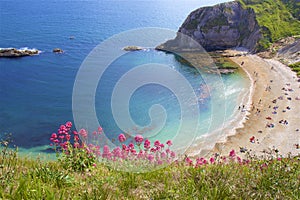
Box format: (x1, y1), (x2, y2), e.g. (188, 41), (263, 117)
(238, 0), (300, 51)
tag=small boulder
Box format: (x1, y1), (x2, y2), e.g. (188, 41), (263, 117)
(53, 48), (64, 53)
(123, 46), (143, 51)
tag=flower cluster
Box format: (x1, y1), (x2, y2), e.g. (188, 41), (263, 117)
(51, 122), (285, 172)
(184, 149), (251, 168)
(50, 122), (101, 171)
(104, 133), (176, 165)
(50, 121), (74, 150)
(50, 122), (176, 170)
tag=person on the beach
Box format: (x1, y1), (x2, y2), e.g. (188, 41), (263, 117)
(250, 136), (255, 143)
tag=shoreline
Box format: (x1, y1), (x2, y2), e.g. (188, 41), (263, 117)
(186, 58), (254, 157)
(210, 52), (300, 158)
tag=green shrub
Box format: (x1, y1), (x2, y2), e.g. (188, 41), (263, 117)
(239, 0), (300, 51)
(289, 62), (300, 68)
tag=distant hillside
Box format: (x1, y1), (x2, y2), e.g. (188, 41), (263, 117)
(238, 0), (300, 51)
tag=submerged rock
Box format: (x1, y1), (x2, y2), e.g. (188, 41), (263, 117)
(0, 48), (39, 58)
(123, 46), (143, 51)
(53, 48), (64, 53)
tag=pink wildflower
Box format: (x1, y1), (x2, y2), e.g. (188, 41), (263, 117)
(128, 143), (134, 149)
(74, 142), (80, 148)
(155, 146), (161, 151)
(66, 134), (71, 141)
(144, 139), (151, 149)
(102, 145), (110, 159)
(150, 147), (156, 153)
(229, 149), (236, 157)
(237, 156), (242, 163)
(166, 148), (170, 154)
(112, 147), (122, 157)
(260, 163), (268, 171)
(53, 139), (59, 144)
(98, 126), (103, 133)
(185, 157), (193, 166)
(130, 149), (137, 155)
(65, 121), (72, 128)
(154, 140), (160, 147)
(79, 129), (88, 138)
(118, 133), (126, 143)
(170, 151), (176, 158)
(50, 133), (57, 139)
(60, 125), (66, 131)
(137, 150), (144, 158)
(74, 135), (79, 141)
(166, 140), (172, 146)
(122, 144), (128, 151)
(147, 154), (154, 162)
(157, 159), (163, 165)
(134, 134), (144, 145)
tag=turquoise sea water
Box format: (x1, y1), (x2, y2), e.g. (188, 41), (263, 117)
(0, 0), (247, 155)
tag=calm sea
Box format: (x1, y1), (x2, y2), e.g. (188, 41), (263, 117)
(0, 0), (247, 155)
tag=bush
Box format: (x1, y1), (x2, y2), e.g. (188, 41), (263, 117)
(239, 0), (300, 51)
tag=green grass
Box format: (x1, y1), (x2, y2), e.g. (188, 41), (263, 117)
(288, 62), (300, 76)
(1, 147), (299, 199)
(238, 0), (300, 51)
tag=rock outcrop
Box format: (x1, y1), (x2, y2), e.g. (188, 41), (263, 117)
(158, 1), (262, 52)
(123, 46), (143, 51)
(277, 39), (300, 64)
(0, 48), (39, 58)
(53, 48), (64, 53)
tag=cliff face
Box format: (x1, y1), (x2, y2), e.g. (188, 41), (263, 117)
(159, 1), (262, 52)
(277, 39), (300, 64)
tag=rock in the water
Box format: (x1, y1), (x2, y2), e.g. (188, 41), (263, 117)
(53, 48), (64, 53)
(0, 48), (39, 58)
(123, 46), (143, 51)
(157, 1), (262, 52)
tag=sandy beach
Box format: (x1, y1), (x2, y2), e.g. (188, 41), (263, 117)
(212, 53), (300, 158)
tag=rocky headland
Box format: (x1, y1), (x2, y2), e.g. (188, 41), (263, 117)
(156, 0), (299, 73)
(157, 1), (261, 53)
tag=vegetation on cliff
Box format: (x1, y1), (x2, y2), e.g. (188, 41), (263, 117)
(1, 143), (299, 199)
(238, 0), (300, 51)
(289, 61), (300, 76)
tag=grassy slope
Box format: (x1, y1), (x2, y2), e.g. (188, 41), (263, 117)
(1, 148), (299, 199)
(238, 0), (300, 51)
